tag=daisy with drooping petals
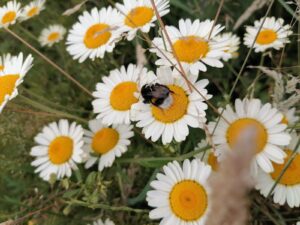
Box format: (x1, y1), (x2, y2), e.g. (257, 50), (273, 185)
(0, 53), (33, 113)
(208, 98), (291, 174)
(38, 24), (66, 47)
(87, 218), (115, 225)
(147, 159), (211, 225)
(92, 64), (156, 125)
(30, 119), (84, 181)
(244, 17), (292, 53)
(281, 107), (299, 126)
(150, 19), (229, 76)
(132, 66), (212, 145)
(256, 132), (300, 208)
(20, 0), (46, 21)
(195, 140), (219, 171)
(213, 32), (240, 61)
(0, 0), (21, 28)
(66, 7), (123, 63)
(83, 119), (134, 171)
(116, 0), (170, 41)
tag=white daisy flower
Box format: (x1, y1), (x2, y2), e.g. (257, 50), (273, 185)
(87, 218), (115, 225)
(256, 132), (300, 208)
(0, 53), (33, 113)
(208, 98), (291, 174)
(38, 24), (66, 47)
(83, 119), (134, 171)
(213, 32), (240, 61)
(150, 19), (229, 76)
(92, 64), (156, 125)
(30, 119), (85, 181)
(281, 107), (299, 126)
(132, 66), (212, 145)
(19, 0), (46, 21)
(244, 17), (292, 53)
(147, 159), (211, 225)
(0, 53), (13, 71)
(66, 7), (123, 63)
(195, 139), (218, 171)
(0, 0), (21, 28)
(116, 0), (170, 41)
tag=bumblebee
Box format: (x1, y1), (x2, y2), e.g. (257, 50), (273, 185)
(141, 83), (174, 109)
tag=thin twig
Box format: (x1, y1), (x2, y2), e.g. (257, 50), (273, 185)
(208, 0), (225, 40)
(3, 27), (93, 97)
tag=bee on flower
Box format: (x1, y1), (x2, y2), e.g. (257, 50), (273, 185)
(132, 66), (212, 144)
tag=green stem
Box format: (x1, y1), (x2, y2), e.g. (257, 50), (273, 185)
(18, 95), (88, 124)
(117, 146), (210, 165)
(65, 199), (148, 213)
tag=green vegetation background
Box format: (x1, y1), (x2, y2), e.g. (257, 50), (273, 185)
(0, 0), (298, 224)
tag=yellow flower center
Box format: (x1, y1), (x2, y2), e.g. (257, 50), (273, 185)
(152, 85), (189, 123)
(0, 74), (19, 104)
(48, 136), (73, 164)
(27, 7), (39, 17)
(92, 128), (119, 154)
(84, 23), (111, 49)
(170, 180), (208, 221)
(270, 149), (300, 186)
(0, 65), (4, 71)
(110, 81), (138, 111)
(124, 6), (154, 28)
(256, 29), (277, 45)
(226, 118), (268, 153)
(281, 116), (288, 125)
(47, 32), (60, 42)
(207, 152), (218, 171)
(173, 36), (209, 63)
(1, 11), (16, 24)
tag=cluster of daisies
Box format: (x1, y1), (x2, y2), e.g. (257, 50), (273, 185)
(0, 0), (66, 47)
(1, 0), (299, 225)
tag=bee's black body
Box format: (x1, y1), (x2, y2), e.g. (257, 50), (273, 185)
(141, 83), (173, 108)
